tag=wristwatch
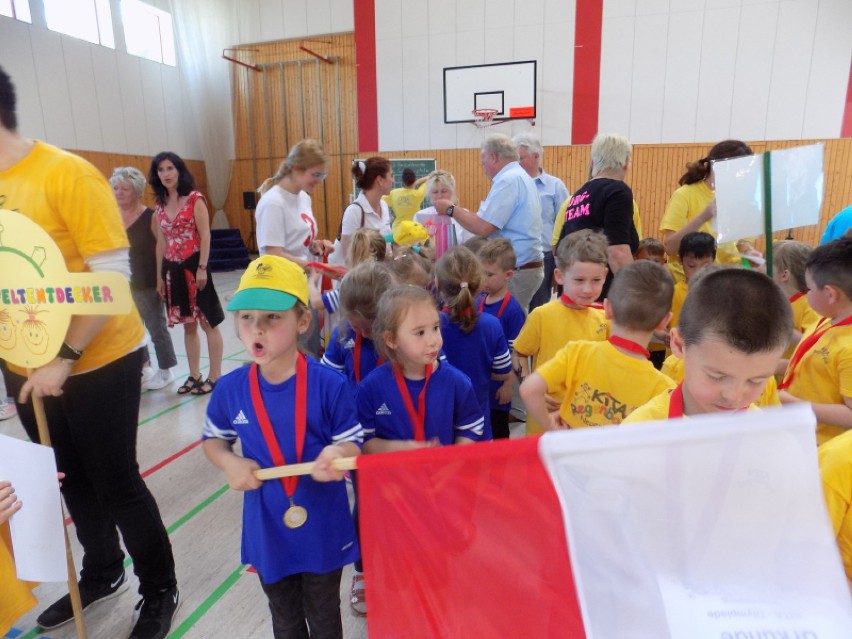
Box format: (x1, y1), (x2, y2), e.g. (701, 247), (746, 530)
(446, 205), (455, 218)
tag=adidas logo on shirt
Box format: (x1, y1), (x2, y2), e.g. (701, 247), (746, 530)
(344, 338), (355, 349)
(233, 410), (249, 425)
(376, 403), (392, 416)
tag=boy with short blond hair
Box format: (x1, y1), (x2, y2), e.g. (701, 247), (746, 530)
(625, 268), (791, 422)
(779, 237), (852, 444)
(513, 230), (610, 434)
(521, 261), (675, 429)
(476, 238), (526, 438)
(634, 237), (666, 265)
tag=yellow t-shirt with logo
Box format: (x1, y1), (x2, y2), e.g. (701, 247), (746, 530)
(660, 354), (780, 408)
(818, 430), (852, 583)
(537, 340), (675, 428)
(784, 321), (852, 445)
(514, 299), (608, 433)
(383, 183), (427, 230)
(0, 524), (37, 636)
(660, 181), (741, 283)
(0, 141), (144, 374)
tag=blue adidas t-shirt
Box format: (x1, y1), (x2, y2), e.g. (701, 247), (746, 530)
(203, 357), (362, 584)
(321, 323), (381, 388)
(478, 292), (525, 412)
(357, 360), (485, 445)
(440, 311), (512, 435)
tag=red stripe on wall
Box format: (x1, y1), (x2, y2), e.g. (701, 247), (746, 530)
(842, 54), (852, 138)
(354, 0), (379, 152)
(572, 0), (604, 145)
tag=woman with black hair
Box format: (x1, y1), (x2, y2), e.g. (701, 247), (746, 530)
(660, 140), (756, 283)
(150, 152), (224, 395)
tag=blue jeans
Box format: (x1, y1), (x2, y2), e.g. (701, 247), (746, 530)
(132, 287), (178, 370)
(5, 349), (177, 596)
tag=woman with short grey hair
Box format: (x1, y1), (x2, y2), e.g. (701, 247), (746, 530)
(555, 132), (637, 298)
(110, 166), (177, 390)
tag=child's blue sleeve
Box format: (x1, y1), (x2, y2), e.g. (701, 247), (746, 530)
(321, 326), (345, 372)
(453, 376), (486, 441)
(202, 378), (238, 442)
(504, 301), (526, 352)
(355, 383), (377, 442)
(322, 289), (340, 315)
(326, 376), (363, 447)
(490, 321), (513, 374)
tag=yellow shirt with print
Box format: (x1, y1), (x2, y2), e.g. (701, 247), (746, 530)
(818, 429), (852, 584)
(514, 300), (608, 434)
(784, 322), (852, 445)
(0, 141), (144, 375)
(0, 524), (37, 636)
(660, 354), (780, 408)
(660, 181), (741, 283)
(383, 183), (427, 230)
(537, 340), (675, 428)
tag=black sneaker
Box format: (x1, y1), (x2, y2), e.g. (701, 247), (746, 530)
(128, 586), (180, 639)
(37, 570), (129, 629)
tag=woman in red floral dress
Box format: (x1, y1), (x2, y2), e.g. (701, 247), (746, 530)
(150, 152), (225, 395)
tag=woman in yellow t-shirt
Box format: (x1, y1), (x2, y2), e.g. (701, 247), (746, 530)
(660, 140), (756, 283)
(0, 480), (37, 636)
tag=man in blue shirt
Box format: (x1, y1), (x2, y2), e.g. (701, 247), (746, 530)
(432, 133), (543, 311)
(514, 134), (570, 312)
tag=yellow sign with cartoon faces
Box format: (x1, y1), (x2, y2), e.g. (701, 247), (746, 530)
(0, 209), (132, 369)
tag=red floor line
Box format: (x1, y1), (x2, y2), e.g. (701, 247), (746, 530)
(63, 439), (203, 526)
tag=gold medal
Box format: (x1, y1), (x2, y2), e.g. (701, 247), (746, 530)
(283, 499), (308, 529)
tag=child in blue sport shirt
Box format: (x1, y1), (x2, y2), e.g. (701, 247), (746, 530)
(203, 255), (362, 639)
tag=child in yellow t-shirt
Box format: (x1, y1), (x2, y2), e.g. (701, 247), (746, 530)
(382, 168), (427, 230)
(779, 237), (852, 444)
(817, 430), (852, 589)
(670, 232), (716, 330)
(521, 260), (676, 429)
(0, 480), (37, 636)
(624, 268), (791, 423)
(513, 230), (609, 434)
(772, 240), (821, 363)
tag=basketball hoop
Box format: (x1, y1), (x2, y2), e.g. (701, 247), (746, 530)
(472, 108), (499, 128)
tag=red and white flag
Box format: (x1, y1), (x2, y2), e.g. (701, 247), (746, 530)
(358, 404), (852, 638)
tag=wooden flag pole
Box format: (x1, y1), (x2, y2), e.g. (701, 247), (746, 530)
(254, 456), (358, 481)
(29, 376), (88, 639)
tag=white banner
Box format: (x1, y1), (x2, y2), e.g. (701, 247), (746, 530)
(540, 405), (852, 639)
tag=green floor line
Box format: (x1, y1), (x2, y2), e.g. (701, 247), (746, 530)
(16, 628), (40, 639)
(122, 484), (230, 570)
(167, 564), (247, 639)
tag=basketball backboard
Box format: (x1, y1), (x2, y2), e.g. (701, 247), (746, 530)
(443, 60), (537, 124)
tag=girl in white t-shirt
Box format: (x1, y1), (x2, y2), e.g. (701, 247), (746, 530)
(255, 139), (335, 267)
(340, 158), (393, 264)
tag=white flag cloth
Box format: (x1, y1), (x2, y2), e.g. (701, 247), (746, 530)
(540, 404), (852, 639)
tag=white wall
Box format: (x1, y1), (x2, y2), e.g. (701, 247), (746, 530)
(374, 0), (852, 151)
(234, 0), (354, 44)
(0, 0), (202, 159)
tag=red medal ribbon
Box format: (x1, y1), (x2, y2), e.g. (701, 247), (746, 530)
(478, 291), (512, 318)
(668, 383), (685, 418)
(560, 293), (604, 310)
(789, 291), (806, 304)
(779, 315), (852, 389)
(249, 354), (307, 499)
(392, 364), (433, 442)
(354, 333), (382, 384)
(608, 335), (650, 359)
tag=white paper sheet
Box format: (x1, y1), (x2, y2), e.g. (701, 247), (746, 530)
(539, 405), (852, 639)
(0, 433), (67, 582)
(714, 145), (825, 244)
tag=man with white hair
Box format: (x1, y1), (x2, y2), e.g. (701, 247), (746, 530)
(433, 133), (543, 310)
(514, 134), (569, 311)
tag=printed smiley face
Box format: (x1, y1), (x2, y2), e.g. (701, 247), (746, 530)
(0, 308), (15, 350)
(18, 306), (49, 355)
